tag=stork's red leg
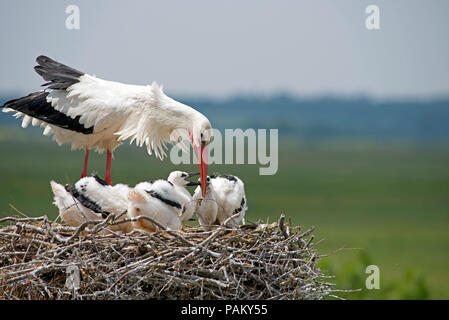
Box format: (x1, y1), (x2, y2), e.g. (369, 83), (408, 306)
(81, 149), (89, 178)
(105, 150), (112, 185)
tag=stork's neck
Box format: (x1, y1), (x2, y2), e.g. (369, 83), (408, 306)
(155, 94), (197, 127)
(149, 82), (209, 132)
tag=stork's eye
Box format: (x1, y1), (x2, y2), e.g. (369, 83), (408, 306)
(181, 173), (187, 178)
(200, 133), (206, 146)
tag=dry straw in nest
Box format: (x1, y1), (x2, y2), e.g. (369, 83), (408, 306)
(0, 213), (335, 300)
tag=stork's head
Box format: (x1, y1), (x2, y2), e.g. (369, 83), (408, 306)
(192, 176), (214, 200)
(190, 116), (213, 197)
(167, 171), (201, 187)
(204, 176), (212, 191)
(195, 175), (213, 195)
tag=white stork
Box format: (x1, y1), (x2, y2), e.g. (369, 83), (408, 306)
(50, 171), (199, 233)
(127, 188), (182, 232)
(130, 171), (200, 232)
(50, 175), (133, 233)
(2, 55), (211, 194)
(193, 174), (247, 230)
(192, 176), (219, 231)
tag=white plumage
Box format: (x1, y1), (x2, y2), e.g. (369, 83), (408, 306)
(50, 177), (133, 234)
(3, 58), (211, 156)
(129, 171), (199, 232)
(51, 181), (101, 227)
(193, 177), (219, 231)
(193, 174), (248, 231)
(3, 56), (213, 188)
(73, 176), (131, 215)
(210, 175), (247, 226)
(46, 77), (210, 157)
(51, 171), (199, 233)
(128, 189), (181, 232)
(127, 189), (183, 232)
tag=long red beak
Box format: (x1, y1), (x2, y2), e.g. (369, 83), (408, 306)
(192, 143), (208, 196)
(198, 144), (208, 196)
(189, 133), (208, 196)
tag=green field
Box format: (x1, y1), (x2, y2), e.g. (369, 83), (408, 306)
(1, 129), (448, 299)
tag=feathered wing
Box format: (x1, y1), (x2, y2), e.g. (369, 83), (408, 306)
(2, 56), (190, 157)
(2, 56), (92, 135)
(110, 82), (192, 158)
(73, 176), (130, 215)
(50, 180), (103, 226)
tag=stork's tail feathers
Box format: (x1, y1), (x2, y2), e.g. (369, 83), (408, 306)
(34, 55), (84, 90)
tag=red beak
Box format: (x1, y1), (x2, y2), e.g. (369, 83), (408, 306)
(198, 144), (208, 196)
(189, 132), (208, 196)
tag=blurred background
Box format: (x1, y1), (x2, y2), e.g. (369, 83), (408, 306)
(1, 0), (448, 299)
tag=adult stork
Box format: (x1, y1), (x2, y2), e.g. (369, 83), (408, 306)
(2, 55), (211, 194)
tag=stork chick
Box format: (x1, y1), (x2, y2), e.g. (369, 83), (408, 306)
(128, 171), (200, 232)
(193, 174), (248, 231)
(127, 189), (182, 232)
(50, 175), (133, 233)
(210, 174), (247, 228)
(193, 176), (219, 231)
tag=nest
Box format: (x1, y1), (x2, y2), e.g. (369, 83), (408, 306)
(0, 214), (335, 300)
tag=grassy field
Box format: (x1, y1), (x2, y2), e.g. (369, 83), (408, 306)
(1, 129), (448, 299)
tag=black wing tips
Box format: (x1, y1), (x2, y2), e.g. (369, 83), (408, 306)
(35, 55), (84, 77)
(2, 91), (50, 115)
(34, 55), (84, 90)
(2, 91), (94, 134)
(1, 55), (93, 134)
(3, 91), (46, 109)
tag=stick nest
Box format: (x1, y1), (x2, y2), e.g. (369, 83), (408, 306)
(0, 214), (334, 300)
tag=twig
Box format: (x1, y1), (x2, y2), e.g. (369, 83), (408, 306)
(0, 214), (335, 300)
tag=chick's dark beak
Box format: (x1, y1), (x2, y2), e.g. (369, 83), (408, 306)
(185, 172), (200, 186)
(186, 172), (200, 178)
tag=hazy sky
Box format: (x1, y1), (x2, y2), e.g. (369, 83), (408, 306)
(0, 0), (448, 99)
